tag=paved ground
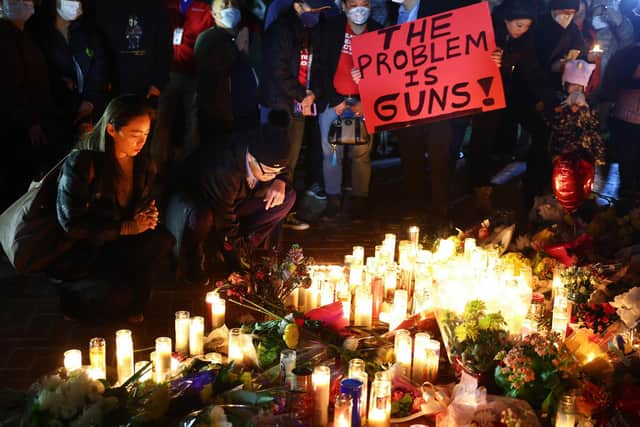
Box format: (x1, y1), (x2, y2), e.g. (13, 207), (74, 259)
(1, 155), (618, 391)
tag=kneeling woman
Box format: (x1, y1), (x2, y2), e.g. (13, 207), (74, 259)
(53, 95), (174, 323)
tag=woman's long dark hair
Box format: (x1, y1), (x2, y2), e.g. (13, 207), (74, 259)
(78, 94), (153, 199)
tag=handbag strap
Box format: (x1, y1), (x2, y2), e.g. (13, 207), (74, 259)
(39, 149), (80, 185)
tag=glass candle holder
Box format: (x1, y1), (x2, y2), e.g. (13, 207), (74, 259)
(352, 246), (365, 266)
(89, 337), (106, 380)
(348, 358), (368, 423)
(409, 226), (420, 249)
(312, 366), (331, 426)
(555, 394), (576, 427)
(412, 333), (440, 383)
(354, 287), (372, 328)
(368, 378), (391, 427)
(394, 329), (412, 375)
(552, 311), (569, 340)
(340, 378), (363, 427)
(174, 311), (190, 355)
(290, 367), (314, 424)
(228, 328), (243, 366)
(116, 329), (134, 385)
(189, 316), (205, 356)
(134, 361), (152, 382)
(334, 393), (353, 427)
(155, 337), (172, 382)
(63, 349), (82, 372)
(280, 349), (296, 388)
(206, 291), (226, 329)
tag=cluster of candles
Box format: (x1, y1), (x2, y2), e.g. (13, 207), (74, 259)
(62, 291), (229, 384)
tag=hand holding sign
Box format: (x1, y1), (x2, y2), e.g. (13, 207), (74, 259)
(350, 2), (506, 133)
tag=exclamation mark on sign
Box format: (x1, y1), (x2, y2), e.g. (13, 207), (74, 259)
(477, 77), (495, 107)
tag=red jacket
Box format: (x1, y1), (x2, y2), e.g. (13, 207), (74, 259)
(172, 1), (215, 75)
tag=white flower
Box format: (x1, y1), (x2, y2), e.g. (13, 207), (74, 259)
(70, 403), (103, 427)
(41, 374), (63, 391)
(36, 389), (64, 413)
(210, 406), (232, 427)
(342, 336), (359, 351)
(59, 402), (78, 420)
(611, 287), (640, 328)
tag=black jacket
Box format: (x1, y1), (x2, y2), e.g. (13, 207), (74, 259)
(56, 149), (156, 242)
(260, 9), (317, 113)
(533, 13), (586, 90)
(91, 0), (172, 96)
(186, 131), (287, 241)
(28, 18), (108, 125)
(314, 14), (381, 110)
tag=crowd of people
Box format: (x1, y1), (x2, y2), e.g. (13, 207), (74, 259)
(1, 0), (639, 321)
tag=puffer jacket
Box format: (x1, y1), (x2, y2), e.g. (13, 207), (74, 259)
(56, 149), (156, 242)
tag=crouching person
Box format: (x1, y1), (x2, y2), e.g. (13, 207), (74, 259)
(53, 95), (175, 323)
(169, 110), (296, 285)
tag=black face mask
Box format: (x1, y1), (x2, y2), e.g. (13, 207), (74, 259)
(299, 11), (320, 28)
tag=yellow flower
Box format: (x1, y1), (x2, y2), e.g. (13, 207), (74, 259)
(283, 323), (299, 349)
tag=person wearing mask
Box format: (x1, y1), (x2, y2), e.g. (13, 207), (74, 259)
(27, 0), (107, 165)
(469, 0), (552, 215)
(194, 0), (258, 139)
(89, 0), (172, 100)
(620, 0), (640, 39)
(314, 0), (380, 219)
(0, 0), (54, 211)
(52, 95), (174, 323)
(386, 0), (480, 221)
(600, 33), (640, 204)
(152, 0), (215, 178)
(260, 0), (336, 230)
(169, 110), (297, 285)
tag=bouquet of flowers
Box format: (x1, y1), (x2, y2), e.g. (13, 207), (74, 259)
(561, 265), (600, 304)
(494, 333), (580, 413)
(436, 300), (508, 376)
(573, 302), (619, 335)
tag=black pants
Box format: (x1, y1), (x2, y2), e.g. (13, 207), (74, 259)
(611, 118), (640, 198)
(54, 228), (174, 320)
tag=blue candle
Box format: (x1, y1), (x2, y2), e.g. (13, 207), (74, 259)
(340, 378), (363, 427)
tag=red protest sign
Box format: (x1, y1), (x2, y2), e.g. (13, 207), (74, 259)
(351, 2), (505, 133)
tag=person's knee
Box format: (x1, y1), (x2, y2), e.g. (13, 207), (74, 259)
(284, 186), (296, 210)
(187, 206), (214, 234)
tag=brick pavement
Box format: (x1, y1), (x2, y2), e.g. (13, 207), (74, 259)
(0, 161), (525, 391)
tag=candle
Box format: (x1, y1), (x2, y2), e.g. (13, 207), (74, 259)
(337, 290), (351, 323)
(390, 289), (409, 331)
(175, 311), (190, 355)
(590, 43), (603, 54)
(189, 316), (205, 356)
(206, 291), (226, 329)
(349, 265), (363, 288)
(228, 328), (244, 366)
(555, 394), (576, 427)
(340, 379), (363, 427)
(348, 359), (368, 423)
(285, 287), (299, 310)
(552, 311), (569, 340)
(89, 337), (106, 380)
(368, 378), (391, 427)
(394, 329), (412, 375)
(135, 361), (152, 382)
(436, 238), (455, 260)
(520, 318), (537, 338)
(384, 263), (397, 300)
(312, 365), (331, 426)
(334, 393), (353, 427)
(354, 287), (373, 328)
(320, 279), (335, 306)
(352, 246), (365, 266)
(280, 349), (296, 387)
(203, 352), (223, 364)
(412, 333), (440, 383)
(63, 349), (82, 372)
(116, 329), (134, 385)
(464, 238), (476, 261)
(155, 337), (172, 382)
(409, 226), (420, 249)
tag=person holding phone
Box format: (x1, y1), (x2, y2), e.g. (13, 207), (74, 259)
(314, 0), (380, 220)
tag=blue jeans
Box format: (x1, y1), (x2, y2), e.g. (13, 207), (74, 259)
(319, 106), (372, 197)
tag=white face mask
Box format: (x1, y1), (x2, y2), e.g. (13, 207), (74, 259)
(252, 0), (266, 21)
(553, 12), (575, 29)
(218, 7), (241, 29)
(3, 0), (34, 22)
(57, 0), (82, 21)
(347, 6), (369, 25)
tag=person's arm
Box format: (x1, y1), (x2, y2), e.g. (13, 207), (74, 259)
(265, 20), (307, 102)
(56, 151), (122, 241)
(519, 35), (556, 111)
(82, 27), (108, 117)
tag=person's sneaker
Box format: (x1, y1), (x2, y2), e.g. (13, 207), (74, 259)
(305, 183), (327, 200)
(282, 212), (310, 230)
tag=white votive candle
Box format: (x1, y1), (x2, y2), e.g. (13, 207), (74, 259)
(354, 287), (373, 328)
(206, 291), (226, 329)
(155, 337), (172, 382)
(189, 316), (205, 356)
(116, 329), (134, 385)
(312, 365), (331, 426)
(228, 328), (244, 366)
(89, 337), (106, 380)
(63, 349), (82, 372)
(175, 310), (190, 355)
(412, 333), (440, 383)
(394, 329), (412, 375)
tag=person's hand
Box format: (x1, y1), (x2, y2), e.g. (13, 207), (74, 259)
(351, 101), (363, 116)
(535, 101), (545, 113)
(551, 58), (566, 73)
(236, 27), (250, 53)
(130, 200), (159, 233)
(28, 124), (47, 146)
(263, 179), (286, 210)
(334, 100), (348, 115)
(351, 68), (362, 84)
(490, 48), (503, 68)
(301, 90), (315, 116)
(146, 85), (161, 99)
(75, 101), (94, 124)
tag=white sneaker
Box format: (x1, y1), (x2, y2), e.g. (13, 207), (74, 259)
(282, 213), (310, 231)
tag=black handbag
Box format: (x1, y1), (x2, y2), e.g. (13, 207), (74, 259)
(328, 115), (369, 145)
